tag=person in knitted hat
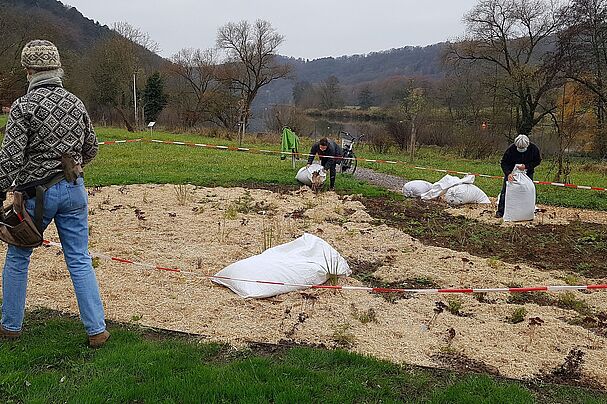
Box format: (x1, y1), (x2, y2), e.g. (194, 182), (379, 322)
(0, 40), (109, 347)
(496, 134), (542, 218)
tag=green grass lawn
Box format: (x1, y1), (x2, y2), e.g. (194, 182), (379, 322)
(88, 127), (393, 198)
(1, 309), (605, 403)
(1, 120), (605, 209)
(91, 126), (607, 210)
(0, 114), (7, 128)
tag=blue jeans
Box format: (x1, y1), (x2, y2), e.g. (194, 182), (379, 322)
(1, 177), (106, 336)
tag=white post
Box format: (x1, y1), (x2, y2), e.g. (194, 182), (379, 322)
(133, 72), (138, 129)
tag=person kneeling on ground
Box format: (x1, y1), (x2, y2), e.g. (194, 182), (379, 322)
(0, 40), (109, 348)
(496, 134), (542, 218)
(307, 137), (343, 191)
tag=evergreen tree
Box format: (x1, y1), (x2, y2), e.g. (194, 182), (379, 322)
(358, 86), (374, 110)
(143, 72), (168, 123)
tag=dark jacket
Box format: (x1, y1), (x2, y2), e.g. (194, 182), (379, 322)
(307, 140), (343, 166)
(500, 143), (542, 178)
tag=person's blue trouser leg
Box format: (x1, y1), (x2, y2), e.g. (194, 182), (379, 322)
(1, 178), (105, 335)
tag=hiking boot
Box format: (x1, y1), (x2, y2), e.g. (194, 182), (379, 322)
(0, 324), (21, 340)
(88, 330), (110, 348)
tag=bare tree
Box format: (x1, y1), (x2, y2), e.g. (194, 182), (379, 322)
(168, 48), (219, 127)
(319, 75), (343, 110)
(449, 0), (568, 136)
(112, 22), (160, 54)
(216, 19), (292, 136)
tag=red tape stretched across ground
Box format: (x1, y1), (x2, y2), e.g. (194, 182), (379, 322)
(42, 240), (607, 295)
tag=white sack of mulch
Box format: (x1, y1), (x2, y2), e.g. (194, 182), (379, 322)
(420, 174), (476, 201)
(503, 168), (536, 222)
(212, 233), (351, 298)
(402, 180), (433, 198)
(444, 184), (491, 206)
(296, 164), (326, 186)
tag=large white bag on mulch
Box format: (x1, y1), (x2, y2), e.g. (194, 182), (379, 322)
(212, 233), (351, 298)
(402, 180), (433, 198)
(444, 184), (491, 206)
(296, 164), (326, 186)
(420, 174), (476, 201)
(503, 168), (536, 222)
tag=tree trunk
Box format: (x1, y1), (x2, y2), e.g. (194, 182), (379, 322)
(114, 106), (135, 132)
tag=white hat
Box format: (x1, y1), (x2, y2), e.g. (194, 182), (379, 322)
(514, 134), (530, 152)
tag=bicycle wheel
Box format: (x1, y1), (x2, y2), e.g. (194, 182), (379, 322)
(341, 153), (351, 173)
(350, 152), (358, 175)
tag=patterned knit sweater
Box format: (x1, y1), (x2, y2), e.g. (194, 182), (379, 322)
(0, 83), (98, 191)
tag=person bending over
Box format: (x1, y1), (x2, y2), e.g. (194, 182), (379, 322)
(307, 137), (343, 191)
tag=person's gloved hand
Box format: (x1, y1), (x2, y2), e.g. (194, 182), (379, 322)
(516, 164), (526, 170)
(508, 173), (515, 182)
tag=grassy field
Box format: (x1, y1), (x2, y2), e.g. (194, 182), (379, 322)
(87, 127), (393, 198)
(1, 309), (605, 403)
(0, 114), (7, 128)
(0, 118), (605, 208)
(91, 125), (607, 210)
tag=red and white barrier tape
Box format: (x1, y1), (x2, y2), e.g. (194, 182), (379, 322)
(99, 138), (607, 192)
(98, 139), (143, 146)
(42, 240), (607, 295)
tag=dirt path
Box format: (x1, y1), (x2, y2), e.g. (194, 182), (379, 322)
(354, 167), (406, 192)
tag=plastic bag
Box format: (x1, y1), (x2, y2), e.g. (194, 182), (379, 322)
(212, 233), (351, 298)
(402, 180), (433, 198)
(444, 184), (491, 205)
(503, 168), (536, 222)
(421, 174), (476, 201)
(296, 164), (326, 186)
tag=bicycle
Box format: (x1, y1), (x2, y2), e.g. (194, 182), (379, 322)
(339, 131), (364, 175)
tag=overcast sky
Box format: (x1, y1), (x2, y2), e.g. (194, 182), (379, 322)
(66, 0), (478, 59)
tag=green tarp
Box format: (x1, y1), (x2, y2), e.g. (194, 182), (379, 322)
(280, 127), (300, 160)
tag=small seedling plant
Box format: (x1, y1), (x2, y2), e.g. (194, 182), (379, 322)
(525, 316), (544, 351)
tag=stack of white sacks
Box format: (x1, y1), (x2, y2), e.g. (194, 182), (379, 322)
(403, 170), (536, 222)
(402, 174), (490, 206)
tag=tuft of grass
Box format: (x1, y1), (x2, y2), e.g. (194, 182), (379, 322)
(332, 323), (356, 348)
(261, 219), (275, 252)
(562, 274), (582, 286)
(351, 305), (378, 324)
(223, 205), (238, 220)
(173, 184), (191, 205)
(507, 307), (527, 324)
(447, 298), (463, 316)
(556, 292), (592, 315)
(322, 249), (342, 286)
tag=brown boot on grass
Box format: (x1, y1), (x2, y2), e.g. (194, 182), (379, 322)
(0, 324), (21, 340)
(88, 330), (110, 348)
